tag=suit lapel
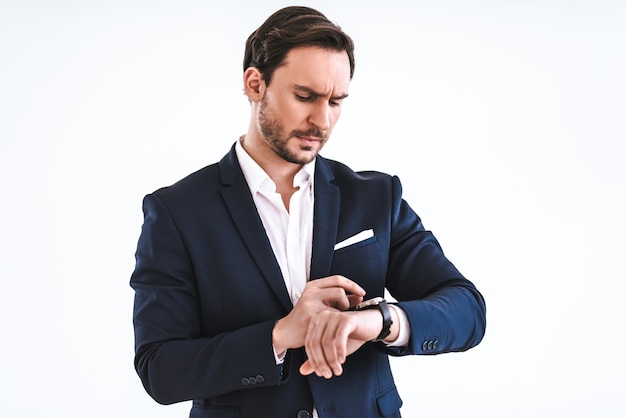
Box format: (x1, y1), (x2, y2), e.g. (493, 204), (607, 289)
(310, 157), (340, 281)
(219, 146), (293, 312)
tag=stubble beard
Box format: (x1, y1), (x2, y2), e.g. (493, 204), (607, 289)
(258, 97), (327, 165)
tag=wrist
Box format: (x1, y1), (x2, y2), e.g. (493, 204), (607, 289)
(272, 319), (288, 355)
(382, 304), (401, 343)
(372, 299), (393, 341)
(350, 297), (394, 342)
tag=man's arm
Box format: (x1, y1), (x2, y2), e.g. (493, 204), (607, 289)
(294, 174), (486, 377)
(131, 193), (283, 404)
(383, 175), (487, 356)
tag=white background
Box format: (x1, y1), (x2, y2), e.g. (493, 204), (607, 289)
(1, 0), (625, 417)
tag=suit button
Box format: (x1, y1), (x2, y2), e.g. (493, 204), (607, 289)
(241, 378), (250, 386)
(297, 411), (310, 418)
(249, 377), (257, 385)
(433, 340), (438, 350)
(422, 341), (428, 351)
(427, 341), (434, 350)
(256, 374), (265, 384)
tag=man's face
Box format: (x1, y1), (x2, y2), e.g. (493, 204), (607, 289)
(257, 46), (351, 165)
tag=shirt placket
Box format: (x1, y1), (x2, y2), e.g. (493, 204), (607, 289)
(286, 183), (307, 305)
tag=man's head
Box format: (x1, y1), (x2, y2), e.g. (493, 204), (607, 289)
(243, 6), (355, 86)
(242, 7), (354, 167)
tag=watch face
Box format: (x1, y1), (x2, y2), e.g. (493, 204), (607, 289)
(353, 297), (384, 310)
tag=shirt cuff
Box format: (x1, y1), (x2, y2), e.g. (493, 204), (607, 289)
(273, 346), (286, 365)
(385, 304), (411, 347)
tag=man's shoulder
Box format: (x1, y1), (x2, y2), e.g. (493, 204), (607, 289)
(319, 155), (394, 186)
(151, 145), (238, 199)
(153, 162), (220, 197)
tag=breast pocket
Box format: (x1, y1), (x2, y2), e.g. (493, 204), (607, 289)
(333, 235), (378, 255)
(330, 236), (386, 293)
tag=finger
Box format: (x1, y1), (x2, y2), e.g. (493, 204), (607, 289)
(324, 287), (353, 311)
(306, 311), (352, 378)
(300, 316), (364, 377)
(313, 275), (366, 297)
(304, 286), (352, 311)
(347, 293), (364, 309)
(320, 318), (345, 376)
(299, 359), (315, 376)
(304, 317), (333, 379)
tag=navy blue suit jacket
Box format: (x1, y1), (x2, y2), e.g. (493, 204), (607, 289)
(131, 145), (486, 418)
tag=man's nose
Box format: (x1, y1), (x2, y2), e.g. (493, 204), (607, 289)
(308, 102), (331, 132)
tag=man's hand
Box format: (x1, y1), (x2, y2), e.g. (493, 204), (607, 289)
(271, 275), (365, 357)
(299, 308), (385, 378)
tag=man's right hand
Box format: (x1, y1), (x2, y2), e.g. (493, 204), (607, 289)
(271, 275), (365, 356)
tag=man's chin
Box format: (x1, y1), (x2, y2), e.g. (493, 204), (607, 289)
(284, 149), (317, 165)
(298, 146), (321, 162)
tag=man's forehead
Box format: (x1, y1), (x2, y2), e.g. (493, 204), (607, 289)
(277, 47), (351, 92)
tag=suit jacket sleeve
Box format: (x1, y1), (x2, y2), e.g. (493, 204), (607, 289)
(382, 175), (486, 356)
(130, 193), (284, 405)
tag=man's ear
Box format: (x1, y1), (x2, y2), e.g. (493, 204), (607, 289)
(243, 67), (265, 102)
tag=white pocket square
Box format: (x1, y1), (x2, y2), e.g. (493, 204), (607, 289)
(333, 229), (374, 251)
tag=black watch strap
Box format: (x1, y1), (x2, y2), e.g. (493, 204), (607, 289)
(373, 299), (393, 341)
(354, 298), (393, 342)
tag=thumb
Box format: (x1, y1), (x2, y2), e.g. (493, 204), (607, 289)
(299, 360), (315, 376)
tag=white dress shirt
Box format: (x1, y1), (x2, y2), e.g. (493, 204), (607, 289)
(235, 138), (314, 305)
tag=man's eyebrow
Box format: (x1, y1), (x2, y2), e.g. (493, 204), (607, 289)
(293, 84), (349, 100)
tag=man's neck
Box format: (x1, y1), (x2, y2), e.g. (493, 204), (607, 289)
(239, 134), (303, 190)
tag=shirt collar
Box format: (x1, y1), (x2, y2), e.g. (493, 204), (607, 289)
(235, 137), (315, 195)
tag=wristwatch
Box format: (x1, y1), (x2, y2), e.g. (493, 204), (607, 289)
(349, 297), (393, 342)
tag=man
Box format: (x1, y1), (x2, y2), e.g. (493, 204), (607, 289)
(131, 6), (486, 418)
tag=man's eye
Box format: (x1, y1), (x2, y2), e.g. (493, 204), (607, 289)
(296, 95), (313, 102)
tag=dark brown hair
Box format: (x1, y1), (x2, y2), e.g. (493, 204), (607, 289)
(243, 6), (355, 85)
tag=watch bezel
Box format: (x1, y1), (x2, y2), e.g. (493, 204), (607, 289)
(349, 296), (385, 311)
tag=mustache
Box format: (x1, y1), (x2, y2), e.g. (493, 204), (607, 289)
(291, 128), (327, 141)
